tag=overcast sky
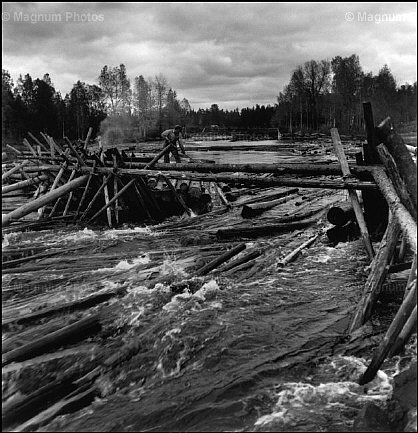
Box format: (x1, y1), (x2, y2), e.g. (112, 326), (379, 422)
(2, 2), (417, 110)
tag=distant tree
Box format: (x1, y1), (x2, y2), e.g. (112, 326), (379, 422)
(152, 73), (168, 133)
(98, 64), (131, 115)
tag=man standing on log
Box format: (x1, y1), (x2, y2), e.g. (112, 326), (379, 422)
(161, 125), (186, 163)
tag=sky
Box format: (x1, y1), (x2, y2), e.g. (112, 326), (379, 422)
(2, 2), (417, 110)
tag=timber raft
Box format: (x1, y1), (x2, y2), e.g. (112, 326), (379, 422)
(2, 102), (417, 431)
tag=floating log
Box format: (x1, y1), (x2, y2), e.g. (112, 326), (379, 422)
(331, 128), (374, 260)
(2, 287), (125, 328)
(241, 192), (299, 218)
(216, 249), (262, 273)
(372, 167), (417, 253)
(2, 174), (48, 195)
(2, 314), (101, 366)
(327, 202), (355, 227)
(358, 279), (416, 385)
(195, 242), (246, 276)
(277, 234), (320, 267)
(349, 216), (401, 333)
(2, 175), (88, 227)
(217, 212), (327, 240)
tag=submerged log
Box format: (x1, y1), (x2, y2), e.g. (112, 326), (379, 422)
(327, 202), (355, 227)
(2, 314), (101, 366)
(331, 128), (374, 260)
(195, 242), (246, 276)
(2, 175), (88, 227)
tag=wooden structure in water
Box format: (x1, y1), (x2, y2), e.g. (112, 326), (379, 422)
(1, 103), (417, 429)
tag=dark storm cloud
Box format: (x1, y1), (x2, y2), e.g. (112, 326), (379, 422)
(2, 2), (416, 109)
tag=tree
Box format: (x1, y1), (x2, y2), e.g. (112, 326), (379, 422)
(152, 73), (168, 133)
(98, 64), (131, 115)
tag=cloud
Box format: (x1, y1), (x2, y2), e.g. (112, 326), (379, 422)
(2, 2), (417, 110)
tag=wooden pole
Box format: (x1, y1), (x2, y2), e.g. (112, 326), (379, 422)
(387, 305), (417, 357)
(28, 132), (50, 153)
(84, 126), (93, 151)
(331, 128), (375, 260)
(87, 178), (135, 224)
(2, 160), (30, 181)
(22, 138), (38, 157)
(161, 174), (192, 216)
(404, 255), (417, 300)
(73, 172), (94, 220)
(100, 151), (112, 227)
(6, 144), (22, 155)
(2, 175), (89, 227)
(79, 174), (113, 221)
(113, 155), (119, 225)
(349, 215), (401, 332)
(144, 144), (172, 169)
(358, 278), (416, 385)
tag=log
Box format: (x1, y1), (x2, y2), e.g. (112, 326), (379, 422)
(2, 175), (88, 227)
(331, 128), (375, 260)
(161, 174), (192, 216)
(358, 279), (416, 385)
(217, 212), (326, 240)
(87, 178), (135, 224)
(349, 216), (401, 333)
(2, 314), (101, 366)
(404, 254), (417, 300)
(2, 160), (30, 181)
(49, 169), (77, 218)
(144, 144), (172, 169)
(376, 118), (417, 212)
(100, 151), (112, 227)
(277, 234), (320, 267)
(2, 174), (48, 194)
(362, 102), (389, 235)
(28, 132), (50, 153)
(64, 136), (87, 167)
(74, 172), (94, 219)
(113, 155), (120, 225)
(84, 126), (93, 150)
(387, 305), (417, 357)
(241, 192), (299, 218)
(86, 167), (379, 190)
(6, 144), (22, 155)
(2, 287), (125, 328)
(22, 138), (38, 156)
(327, 202), (355, 226)
(372, 167), (417, 253)
(237, 187), (299, 206)
(126, 161), (374, 178)
(79, 174), (112, 221)
(216, 249), (262, 273)
(12, 384), (97, 432)
(376, 143), (417, 219)
(195, 242), (246, 276)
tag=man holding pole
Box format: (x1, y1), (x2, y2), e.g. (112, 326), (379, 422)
(161, 125), (186, 163)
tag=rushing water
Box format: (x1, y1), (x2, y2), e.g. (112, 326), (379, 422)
(2, 140), (416, 432)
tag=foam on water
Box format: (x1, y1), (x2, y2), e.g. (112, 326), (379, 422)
(92, 254), (150, 273)
(253, 355), (393, 431)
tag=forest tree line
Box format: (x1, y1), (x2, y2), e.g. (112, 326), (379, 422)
(2, 54), (416, 144)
